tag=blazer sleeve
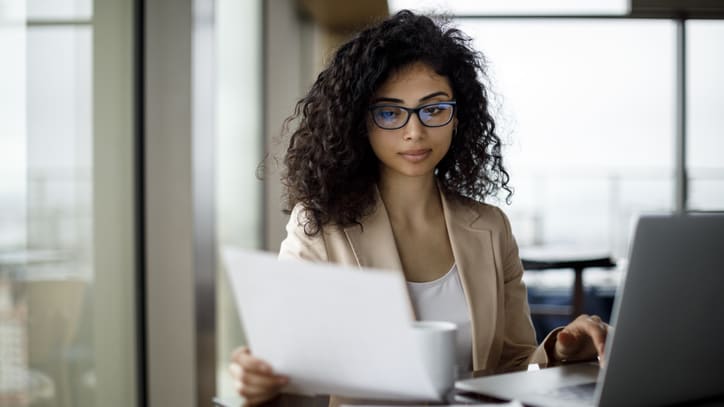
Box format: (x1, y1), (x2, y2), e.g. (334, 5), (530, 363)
(495, 207), (557, 370)
(278, 204), (329, 263)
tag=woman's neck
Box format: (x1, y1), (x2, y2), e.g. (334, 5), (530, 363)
(377, 172), (441, 225)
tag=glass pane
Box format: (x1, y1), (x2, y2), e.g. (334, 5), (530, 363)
(215, 0), (262, 403)
(456, 19), (677, 258)
(27, 0), (92, 21)
(1, 13), (136, 407)
(0, 4), (27, 248)
(20, 25), (93, 407)
(0, 3), (28, 403)
(687, 20), (724, 211)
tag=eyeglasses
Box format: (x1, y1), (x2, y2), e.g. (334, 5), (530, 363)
(369, 101), (456, 130)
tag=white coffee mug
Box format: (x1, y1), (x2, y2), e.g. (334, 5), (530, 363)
(410, 320), (458, 397)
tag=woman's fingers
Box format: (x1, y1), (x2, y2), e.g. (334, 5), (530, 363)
(582, 315), (608, 357)
(240, 369), (288, 389)
(233, 347), (270, 372)
(239, 374), (288, 406)
(555, 328), (588, 360)
(228, 361), (242, 379)
(229, 346), (288, 406)
(554, 314), (609, 363)
(233, 346), (278, 377)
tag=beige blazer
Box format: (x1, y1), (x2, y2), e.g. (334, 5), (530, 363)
(277, 187), (553, 406)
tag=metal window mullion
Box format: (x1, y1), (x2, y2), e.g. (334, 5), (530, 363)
(675, 18), (688, 213)
(133, 0), (148, 403)
(144, 0), (216, 406)
(192, 0), (217, 405)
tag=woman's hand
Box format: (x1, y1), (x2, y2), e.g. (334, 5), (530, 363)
(553, 314), (610, 364)
(229, 346), (289, 406)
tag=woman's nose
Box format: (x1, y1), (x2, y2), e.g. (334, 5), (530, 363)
(403, 113), (425, 140)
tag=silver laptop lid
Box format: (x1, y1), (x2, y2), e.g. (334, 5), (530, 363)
(598, 213), (724, 406)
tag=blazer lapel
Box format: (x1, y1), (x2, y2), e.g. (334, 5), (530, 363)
(440, 191), (499, 370)
(342, 187), (404, 272)
(342, 186), (500, 369)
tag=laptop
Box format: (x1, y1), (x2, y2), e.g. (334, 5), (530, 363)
(455, 213), (724, 407)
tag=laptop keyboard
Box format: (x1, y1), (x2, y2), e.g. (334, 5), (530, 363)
(543, 381), (597, 402)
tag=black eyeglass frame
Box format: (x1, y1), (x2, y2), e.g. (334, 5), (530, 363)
(368, 101), (457, 130)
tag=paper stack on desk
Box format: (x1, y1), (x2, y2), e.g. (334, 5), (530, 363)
(222, 248), (441, 401)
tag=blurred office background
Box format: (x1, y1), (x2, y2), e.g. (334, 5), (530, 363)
(0, 0), (722, 406)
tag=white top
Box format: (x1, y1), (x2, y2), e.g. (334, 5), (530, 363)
(406, 264), (473, 377)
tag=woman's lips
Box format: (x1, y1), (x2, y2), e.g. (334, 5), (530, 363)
(399, 149), (432, 163)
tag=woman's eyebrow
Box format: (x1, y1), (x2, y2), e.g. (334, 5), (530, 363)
(370, 96), (404, 104)
(419, 91), (450, 102)
(370, 91), (451, 105)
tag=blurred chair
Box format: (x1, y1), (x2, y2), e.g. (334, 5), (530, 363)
(0, 280), (57, 407)
(521, 247), (616, 321)
(25, 279), (87, 407)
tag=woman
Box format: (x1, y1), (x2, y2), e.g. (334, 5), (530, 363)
(230, 10), (609, 406)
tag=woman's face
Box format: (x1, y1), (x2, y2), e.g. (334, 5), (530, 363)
(368, 62), (456, 181)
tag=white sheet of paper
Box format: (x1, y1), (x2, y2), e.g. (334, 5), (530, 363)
(222, 248), (441, 401)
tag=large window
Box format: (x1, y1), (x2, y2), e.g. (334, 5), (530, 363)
(214, 0), (263, 402)
(687, 20), (724, 210)
(0, 1), (137, 406)
(457, 19), (677, 258)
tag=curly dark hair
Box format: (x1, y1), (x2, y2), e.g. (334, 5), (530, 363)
(282, 9), (511, 235)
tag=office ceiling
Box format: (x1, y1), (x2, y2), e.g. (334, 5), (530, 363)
(298, 0), (389, 30)
(297, 0), (724, 31)
(631, 0), (724, 18)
